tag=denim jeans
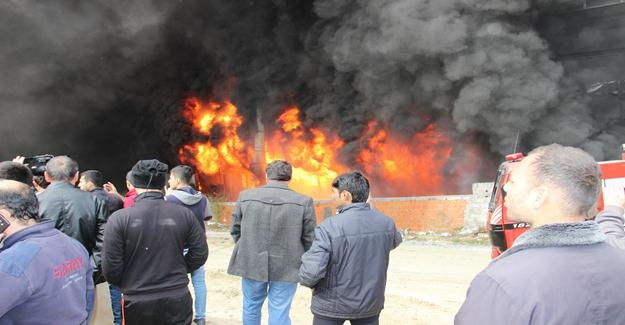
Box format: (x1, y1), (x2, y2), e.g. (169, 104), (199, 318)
(242, 278), (297, 325)
(109, 285), (122, 325)
(191, 266), (207, 320)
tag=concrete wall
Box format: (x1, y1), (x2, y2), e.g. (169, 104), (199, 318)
(461, 182), (494, 234)
(212, 193), (474, 232)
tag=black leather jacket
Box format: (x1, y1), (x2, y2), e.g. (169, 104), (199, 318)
(38, 182), (109, 273)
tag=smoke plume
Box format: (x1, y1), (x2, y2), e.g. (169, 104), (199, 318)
(1, 0), (624, 192)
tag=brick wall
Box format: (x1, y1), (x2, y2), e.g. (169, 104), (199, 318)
(212, 195), (471, 232)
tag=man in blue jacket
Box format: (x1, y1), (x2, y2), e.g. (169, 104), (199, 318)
(456, 144), (625, 324)
(300, 171), (402, 325)
(0, 180), (94, 324)
(166, 164), (212, 325)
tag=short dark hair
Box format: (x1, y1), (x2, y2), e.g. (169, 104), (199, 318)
(33, 175), (50, 189)
(45, 156), (79, 181)
(0, 180), (39, 222)
(0, 161), (33, 185)
(332, 171), (370, 203)
(266, 160), (292, 181)
(81, 170), (104, 187)
(527, 143), (600, 216)
(170, 165), (195, 185)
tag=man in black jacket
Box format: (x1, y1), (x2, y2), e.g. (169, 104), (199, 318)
(38, 156), (109, 283)
(79, 170), (123, 214)
(300, 171), (402, 325)
(78, 169), (124, 325)
(102, 159), (208, 325)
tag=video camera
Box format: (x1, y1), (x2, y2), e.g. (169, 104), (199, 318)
(23, 154), (54, 176)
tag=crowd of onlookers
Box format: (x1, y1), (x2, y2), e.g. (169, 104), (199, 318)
(2, 143), (625, 325)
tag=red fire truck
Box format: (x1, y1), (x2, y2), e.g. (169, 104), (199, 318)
(486, 146), (625, 258)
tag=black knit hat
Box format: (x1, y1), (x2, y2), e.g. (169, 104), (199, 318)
(129, 159), (168, 190)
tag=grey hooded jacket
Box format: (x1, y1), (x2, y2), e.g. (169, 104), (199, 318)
(166, 186), (212, 230)
(299, 203), (402, 319)
(596, 205), (625, 250)
(455, 221), (625, 325)
(227, 181), (316, 283)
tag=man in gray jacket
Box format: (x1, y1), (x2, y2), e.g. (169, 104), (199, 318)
(300, 171), (402, 325)
(595, 186), (625, 249)
(228, 160), (316, 325)
(456, 144), (625, 324)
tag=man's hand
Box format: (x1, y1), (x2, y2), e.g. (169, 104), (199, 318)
(104, 182), (118, 195)
(104, 182), (125, 201)
(12, 156), (25, 164)
(603, 187), (625, 209)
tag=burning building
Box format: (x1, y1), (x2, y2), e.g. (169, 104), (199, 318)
(176, 97), (463, 199)
(1, 0), (625, 199)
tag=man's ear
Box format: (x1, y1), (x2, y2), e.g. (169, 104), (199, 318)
(70, 172), (80, 186)
(529, 186), (548, 210)
(340, 190), (353, 204)
(44, 171), (52, 183)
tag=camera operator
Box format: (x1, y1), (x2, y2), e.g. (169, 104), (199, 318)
(12, 155), (51, 193)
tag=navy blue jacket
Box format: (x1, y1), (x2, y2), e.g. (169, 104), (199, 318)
(300, 203), (402, 319)
(0, 220), (94, 324)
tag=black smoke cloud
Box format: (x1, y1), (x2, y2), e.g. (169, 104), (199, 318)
(1, 0), (624, 192)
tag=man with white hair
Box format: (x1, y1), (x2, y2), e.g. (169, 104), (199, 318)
(38, 156), (108, 283)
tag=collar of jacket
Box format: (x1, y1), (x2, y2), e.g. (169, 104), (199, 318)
(47, 181), (75, 190)
(0, 220), (55, 252)
(501, 221), (606, 258)
(126, 188), (137, 197)
(134, 191), (165, 202)
(263, 181), (291, 190)
(337, 202), (371, 214)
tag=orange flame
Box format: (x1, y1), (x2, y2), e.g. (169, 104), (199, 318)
(265, 106), (347, 198)
(357, 121), (453, 196)
(179, 97), (457, 199)
(178, 97), (257, 197)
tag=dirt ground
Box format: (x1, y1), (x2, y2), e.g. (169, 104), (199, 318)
(92, 230), (491, 325)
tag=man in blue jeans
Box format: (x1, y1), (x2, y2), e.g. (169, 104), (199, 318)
(228, 160), (316, 325)
(166, 165), (212, 325)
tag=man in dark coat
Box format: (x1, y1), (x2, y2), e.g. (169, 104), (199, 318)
(299, 171), (402, 325)
(79, 170), (123, 214)
(38, 156), (109, 283)
(456, 144), (625, 324)
(595, 186), (625, 249)
(102, 159), (208, 325)
(228, 160), (316, 325)
(78, 169), (124, 325)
